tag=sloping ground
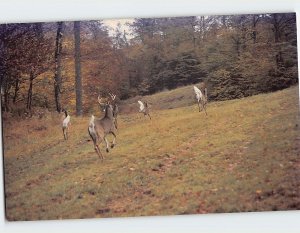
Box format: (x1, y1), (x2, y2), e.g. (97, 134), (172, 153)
(2, 85), (299, 220)
(119, 84), (198, 114)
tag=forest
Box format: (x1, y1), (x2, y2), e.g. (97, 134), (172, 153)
(0, 13), (298, 116)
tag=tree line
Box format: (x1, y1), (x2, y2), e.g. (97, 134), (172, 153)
(0, 13), (298, 116)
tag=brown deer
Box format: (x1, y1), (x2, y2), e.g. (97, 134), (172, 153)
(138, 100), (151, 119)
(108, 93), (119, 128)
(88, 95), (117, 159)
(193, 82), (208, 115)
(62, 109), (71, 140)
(98, 93), (119, 128)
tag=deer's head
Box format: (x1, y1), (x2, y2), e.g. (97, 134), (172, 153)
(97, 93), (117, 112)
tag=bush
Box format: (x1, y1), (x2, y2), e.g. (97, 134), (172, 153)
(262, 66), (298, 92)
(209, 69), (254, 101)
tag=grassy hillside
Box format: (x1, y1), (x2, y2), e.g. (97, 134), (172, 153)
(2, 85), (300, 220)
(119, 84), (198, 114)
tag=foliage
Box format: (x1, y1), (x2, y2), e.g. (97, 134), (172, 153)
(0, 13), (298, 115)
(152, 53), (206, 92)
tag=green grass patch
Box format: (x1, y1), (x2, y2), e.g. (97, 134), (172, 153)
(3, 85), (299, 220)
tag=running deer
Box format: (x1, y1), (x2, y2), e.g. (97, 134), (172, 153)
(193, 82), (208, 115)
(138, 100), (151, 119)
(62, 109), (71, 140)
(98, 93), (119, 128)
(88, 95), (117, 159)
(108, 93), (119, 128)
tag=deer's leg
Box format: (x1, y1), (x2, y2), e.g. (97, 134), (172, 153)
(63, 128), (67, 140)
(90, 132), (103, 159)
(197, 101), (201, 112)
(66, 127), (69, 140)
(104, 137), (110, 152)
(67, 123), (71, 139)
(94, 137), (104, 159)
(148, 113), (151, 120)
(95, 144), (103, 159)
(111, 132), (116, 148)
(203, 102), (208, 116)
(114, 118), (118, 129)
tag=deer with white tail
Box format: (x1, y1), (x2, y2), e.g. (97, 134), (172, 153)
(98, 93), (119, 128)
(62, 109), (71, 140)
(88, 94), (117, 159)
(193, 82), (208, 115)
(138, 100), (151, 119)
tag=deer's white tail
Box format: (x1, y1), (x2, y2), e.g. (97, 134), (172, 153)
(88, 115), (95, 131)
(88, 115), (98, 143)
(62, 115), (70, 129)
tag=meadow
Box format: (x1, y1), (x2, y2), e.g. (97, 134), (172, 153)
(2, 85), (299, 220)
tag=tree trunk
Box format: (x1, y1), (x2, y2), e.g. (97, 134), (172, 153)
(272, 14), (281, 43)
(221, 16), (227, 28)
(54, 22), (64, 112)
(3, 89), (10, 112)
(276, 51), (284, 68)
(13, 77), (20, 103)
(233, 38), (241, 57)
(252, 15), (259, 44)
(1, 75), (9, 112)
(74, 21), (83, 116)
(27, 72), (34, 110)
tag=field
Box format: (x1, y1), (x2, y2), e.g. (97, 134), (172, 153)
(2, 85), (300, 221)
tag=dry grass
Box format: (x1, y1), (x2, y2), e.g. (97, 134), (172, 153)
(2, 85), (300, 220)
(119, 84), (197, 114)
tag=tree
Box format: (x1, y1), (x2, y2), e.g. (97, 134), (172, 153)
(131, 18), (157, 43)
(250, 14), (261, 44)
(1, 13), (298, 115)
(24, 23), (52, 111)
(74, 21), (83, 116)
(0, 24), (29, 111)
(54, 22), (64, 112)
(113, 23), (128, 49)
(0, 23), (52, 111)
(152, 53), (206, 92)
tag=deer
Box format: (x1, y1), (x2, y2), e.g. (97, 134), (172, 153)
(138, 100), (151, 119)
(88, 95), (117, 159)
(98, 92), (119, 128)
(108, 93), (119, 128)
(193, 82), (208, 115)
(62, 109), (71, 140)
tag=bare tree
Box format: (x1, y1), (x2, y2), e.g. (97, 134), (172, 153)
(54, 22), (64, 112)
(25, 23), (52, 111)
(74, 21), (83, 116)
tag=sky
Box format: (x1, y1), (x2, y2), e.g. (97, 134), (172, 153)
(102, 18), (134, 37)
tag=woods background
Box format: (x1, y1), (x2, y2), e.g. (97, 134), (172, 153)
(0, 13), (298, 116)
